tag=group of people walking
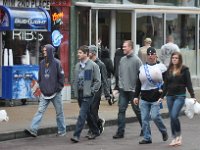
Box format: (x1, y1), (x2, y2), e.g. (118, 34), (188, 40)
(24, 36), (196, 147)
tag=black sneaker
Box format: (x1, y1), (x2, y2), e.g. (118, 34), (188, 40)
(113, 134), (124, 139)
(88, 133), (99, 140)
(108, 98), (113, 105)
(71, 136), (80, 143)
(99, 118), (105, 134)
(24, 129), (37, 137)
(162, 132), (168, 141)
(139, 139), (152, 144)
(85, 130), (92, 138)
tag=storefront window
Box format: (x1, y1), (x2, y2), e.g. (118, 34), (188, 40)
(166, 14), (196, 50)
(136, 13), (163, 49)
(2, 31), (50, 65)
(91, 9), (97, 46)
(116, 12), (131, 49)
(78, 8), (89, 46)
(98, 11), (110, 49)
(155, 0), (196, 6)
(166, 13), (197, 75)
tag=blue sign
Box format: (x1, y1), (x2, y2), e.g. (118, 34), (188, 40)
(0, 5), (51, 31)
(52, 30), (63, 47)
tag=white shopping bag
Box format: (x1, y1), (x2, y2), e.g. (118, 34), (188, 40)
(194, 101), (200, 114)
(184, 98), (195, 119)
(0, 110), (9, 122)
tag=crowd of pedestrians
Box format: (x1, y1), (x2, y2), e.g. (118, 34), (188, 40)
(24, 36), (196, 147)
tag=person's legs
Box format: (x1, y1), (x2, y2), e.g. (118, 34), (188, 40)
(139, 100), (152, 142)
(150, 101), (168, 141)
(114, 89), (129, 136)
(167, 96), (185, 137)
(166, 96), (175, 137)
(129, 92), (142, 127)
(73, 97), (93, 139)
(87, 92), (101, 137)
(87, 89), (101, 135)
(51, 92), (66, 135)
(30, 97), (50, 134)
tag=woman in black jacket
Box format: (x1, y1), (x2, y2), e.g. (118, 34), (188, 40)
(160, 52), (196, 146)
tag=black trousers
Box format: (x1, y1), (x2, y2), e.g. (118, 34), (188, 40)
(87, 88), (102, 133)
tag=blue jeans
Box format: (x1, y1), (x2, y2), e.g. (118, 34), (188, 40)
(139, 100), (167, 141)
(117, 90), (142, 135)
(30, 92), (66, 134)
(73, 90), (94, 138)
(166, 96), (185, 138)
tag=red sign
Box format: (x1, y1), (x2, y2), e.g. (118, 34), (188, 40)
(51, 0), (70, 6)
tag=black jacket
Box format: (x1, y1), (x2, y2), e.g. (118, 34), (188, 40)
(94, 58), (110, 97)
(161, 65), (195, 98)
(101, 50), (114, 78)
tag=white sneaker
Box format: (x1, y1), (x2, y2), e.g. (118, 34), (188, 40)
(169, 136), (182, 146)
(175, 136), (182, 146)
(169, 139), (177, 146)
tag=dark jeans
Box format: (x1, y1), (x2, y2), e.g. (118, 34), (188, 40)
(117, 89), (142, 135)
(166, 96), (185, 138)
(73, 90), (98, 138)
(87, 88), (102, 134)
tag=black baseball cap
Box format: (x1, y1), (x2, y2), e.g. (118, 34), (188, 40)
(147, 47), (156, 55)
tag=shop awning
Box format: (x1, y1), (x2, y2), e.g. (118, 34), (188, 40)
(0, 5), (51, 32)
(75, 2), (200, 14)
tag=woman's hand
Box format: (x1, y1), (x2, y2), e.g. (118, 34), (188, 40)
(158, 98), (163, 104)
(133, 98), (139, 105)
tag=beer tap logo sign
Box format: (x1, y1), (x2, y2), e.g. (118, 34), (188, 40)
(52, 12), (63, 25)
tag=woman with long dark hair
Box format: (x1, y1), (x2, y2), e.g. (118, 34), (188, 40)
(159, 52), (196, 146)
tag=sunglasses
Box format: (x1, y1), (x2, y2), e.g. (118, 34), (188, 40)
(147, 53), (156, 56)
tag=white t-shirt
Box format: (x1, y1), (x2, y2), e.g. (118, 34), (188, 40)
(139, 63), (167, 90)
(160, 42), (180, 67)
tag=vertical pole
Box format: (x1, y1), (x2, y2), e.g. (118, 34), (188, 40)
(36, 33), (39, 65)
(110, 10), (116, 61)
(131, 11), (136, 52)
(96, 9), (99, 58)
(197, 15), (199, 76)
(163, 13), (166, 44)
(89, 9), (92, 45)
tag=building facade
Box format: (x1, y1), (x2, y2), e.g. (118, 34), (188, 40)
(70, 0), (200, 87)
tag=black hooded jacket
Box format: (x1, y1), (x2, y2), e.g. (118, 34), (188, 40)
(161, 65), (195, 98)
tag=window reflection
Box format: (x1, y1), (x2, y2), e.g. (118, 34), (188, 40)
(136, 13), (163, 49)
(166, 14), (196, 50)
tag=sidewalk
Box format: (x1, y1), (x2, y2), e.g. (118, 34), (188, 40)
(0, 99), (170, 142)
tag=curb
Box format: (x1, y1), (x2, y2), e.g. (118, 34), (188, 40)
(0, 112), (171, 142)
